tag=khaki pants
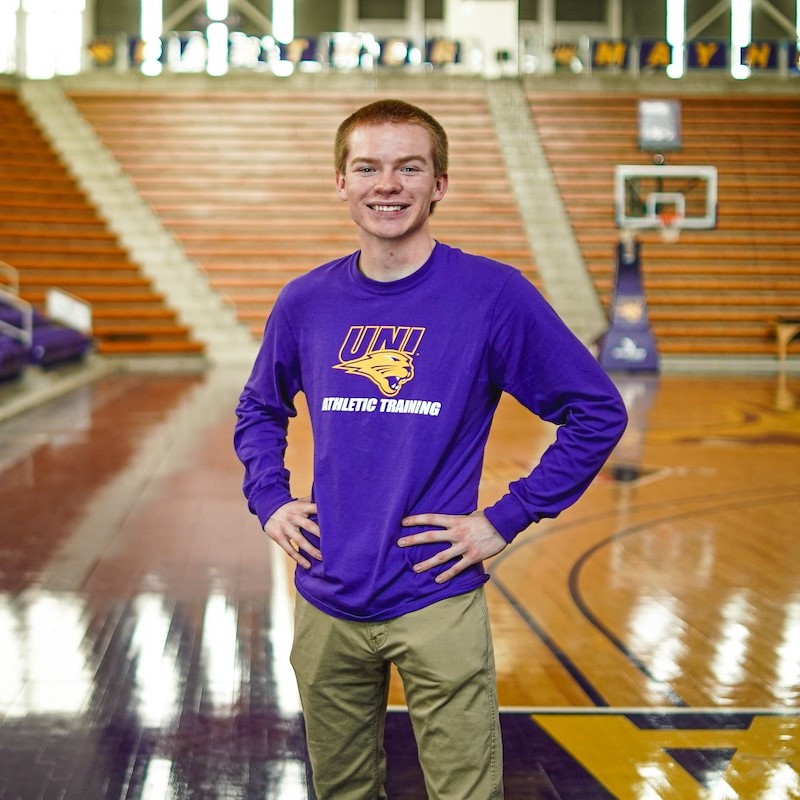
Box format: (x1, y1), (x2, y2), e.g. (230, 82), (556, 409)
(290, 588), (503, 800)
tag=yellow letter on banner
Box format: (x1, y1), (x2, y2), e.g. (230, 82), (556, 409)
(594, 41), (628, 67)
(693, 42), (719, 68)
(744, 42), (772, 68)
(646, 41), (672, 68)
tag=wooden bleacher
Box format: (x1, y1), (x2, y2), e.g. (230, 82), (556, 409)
(527, 91), (800, 359)
(70, 89), (541, 339)
(0, 90), (203, 357)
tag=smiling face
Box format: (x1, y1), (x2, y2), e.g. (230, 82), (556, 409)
(334, 122), (449, 259)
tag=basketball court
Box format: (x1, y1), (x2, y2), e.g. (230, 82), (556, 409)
(0, 356), (798, 798)
(1, 52), (799, 800)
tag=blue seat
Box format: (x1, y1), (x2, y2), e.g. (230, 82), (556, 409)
(0, 299), (93, 369)
(29, 321), (93, 367)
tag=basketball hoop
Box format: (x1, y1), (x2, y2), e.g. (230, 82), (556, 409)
(657, 208), (681, 243)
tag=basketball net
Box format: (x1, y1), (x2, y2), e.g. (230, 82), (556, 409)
(657, 208), (681, 243)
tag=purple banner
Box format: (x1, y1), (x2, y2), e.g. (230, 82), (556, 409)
(791, 43), (800, 73)
(106, 33), (463, 72)
(639, 40), (672, 71)
(741, 41), (780, 70)
(425, 38), (461, 66)
(377, 39), (415, 66)
(598, 241), (660, 373)
(591, 39), (630, 69)
(278, 37), (317, 64)
(552, 42), (579, 70)
(687, 39), (728, 69)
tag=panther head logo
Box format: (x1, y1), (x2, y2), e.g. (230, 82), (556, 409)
(333, 349), (414, 397)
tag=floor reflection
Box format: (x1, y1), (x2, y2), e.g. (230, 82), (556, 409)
(0, 370), (314, 798)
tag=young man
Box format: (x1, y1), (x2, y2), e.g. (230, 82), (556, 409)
(234, 99), (627, 799)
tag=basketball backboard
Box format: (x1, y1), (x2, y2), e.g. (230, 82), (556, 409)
(614, 164), (718, 231)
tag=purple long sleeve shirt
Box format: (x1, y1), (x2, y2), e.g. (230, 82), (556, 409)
(234, 243), (627, 621)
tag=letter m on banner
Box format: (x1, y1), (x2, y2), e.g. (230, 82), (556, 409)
(592, 39), (629, 69)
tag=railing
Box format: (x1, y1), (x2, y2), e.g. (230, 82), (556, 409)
(0, 286), (33, 348)
(46, 287), (93, 336)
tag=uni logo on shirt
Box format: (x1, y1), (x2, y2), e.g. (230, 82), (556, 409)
(334, 325), (425, 397)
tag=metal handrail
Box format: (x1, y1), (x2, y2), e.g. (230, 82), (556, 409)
(46, 287), (93, 335)
(0, 286), (33, 347)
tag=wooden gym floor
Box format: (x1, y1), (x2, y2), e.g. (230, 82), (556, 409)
(0, 365), (798, 799)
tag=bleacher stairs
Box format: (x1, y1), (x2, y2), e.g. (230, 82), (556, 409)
(67, 79), (542, 342)
(486, 80), (605, 344)
(0, 86), (207, 361)
(20, 80), (255, 365)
